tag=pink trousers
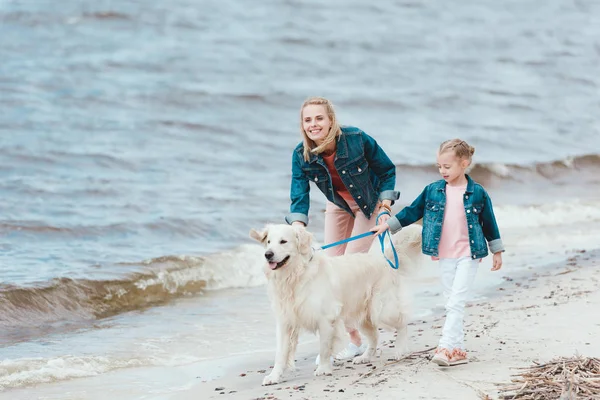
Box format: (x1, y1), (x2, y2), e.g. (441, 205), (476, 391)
(324, 201), (381, 257)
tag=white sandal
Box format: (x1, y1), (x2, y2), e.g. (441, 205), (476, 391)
(315, 342), (367, 365)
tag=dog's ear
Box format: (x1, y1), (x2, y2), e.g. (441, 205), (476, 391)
(249, 227), (268, 243)
(293, 225), (313, 255)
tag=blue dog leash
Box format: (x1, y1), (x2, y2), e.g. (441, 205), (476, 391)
(320, 231), (375, 250)
(318, 211), (399, 269)
(375, 212), (399, 270)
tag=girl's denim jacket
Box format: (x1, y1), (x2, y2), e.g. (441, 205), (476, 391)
(387, 175), (504, 260)
(286, 126), (400, 226)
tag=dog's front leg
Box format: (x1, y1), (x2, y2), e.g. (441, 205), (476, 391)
(393, 324), (410, 360)
(314, 320), (336, 377)
(263, 322), (291, 386)
(353, 320), (379, 364)
(285, 327), (299, 371)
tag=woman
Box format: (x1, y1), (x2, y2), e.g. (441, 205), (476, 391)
(286, 96), (400, 360)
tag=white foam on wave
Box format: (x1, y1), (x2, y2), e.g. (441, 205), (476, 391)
(495, 199), (600, 229)
(133, 244), (267, 294)
(200, 244), (267, 290)
(0, 355), (151, 390)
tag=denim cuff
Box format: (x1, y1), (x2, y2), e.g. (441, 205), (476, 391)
(387, 216), (403, 234)
(285, 212), (308, 226)
(488, 238), (505, 254)
(379, 190), (400, 204)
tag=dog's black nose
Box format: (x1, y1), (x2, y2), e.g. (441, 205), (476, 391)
(264, 250), (274, 260)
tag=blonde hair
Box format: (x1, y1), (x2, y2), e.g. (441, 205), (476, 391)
(439, 138), (475, 163)
(299, 97), (342, 162)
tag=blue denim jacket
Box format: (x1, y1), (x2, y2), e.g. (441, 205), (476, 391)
(286, 126), (400, 226)
(387, 175), (504, 259)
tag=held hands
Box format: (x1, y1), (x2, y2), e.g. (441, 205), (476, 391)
(377, 213), (391, 225)
(491, 252), (503, 271)
(370, 222), (390, 236)
(372, 201), (392, 236)
(373, 201), (392, 234)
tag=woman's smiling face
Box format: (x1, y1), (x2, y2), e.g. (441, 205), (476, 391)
(302, 104), (332, 145)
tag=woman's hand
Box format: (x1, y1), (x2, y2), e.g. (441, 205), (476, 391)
(292, 221), (306, 227)
(370, 222), (390, 236)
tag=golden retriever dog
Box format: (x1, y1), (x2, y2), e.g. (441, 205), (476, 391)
(249, 224), (422, 385)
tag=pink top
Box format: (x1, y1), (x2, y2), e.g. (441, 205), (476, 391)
(437, 184), (471, 259)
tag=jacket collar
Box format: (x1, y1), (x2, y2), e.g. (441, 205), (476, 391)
(465, 174), (475, 193)
(436, 174), (475, 193)
(308, 130), (347, 163)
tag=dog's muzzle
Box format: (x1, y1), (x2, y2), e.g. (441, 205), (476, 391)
(264, 251), (290, 270)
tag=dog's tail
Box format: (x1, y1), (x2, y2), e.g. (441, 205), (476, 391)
(373, 224), (423, 274)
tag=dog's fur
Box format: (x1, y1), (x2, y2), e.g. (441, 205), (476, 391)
(249, 224), (422, 385)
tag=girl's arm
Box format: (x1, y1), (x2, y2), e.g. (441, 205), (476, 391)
(372, 186), (428, 235)
(480, 189), (505, 254)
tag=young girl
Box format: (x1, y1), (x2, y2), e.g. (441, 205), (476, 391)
(371, 139), (504, 367)
(288, 96), (400, 361)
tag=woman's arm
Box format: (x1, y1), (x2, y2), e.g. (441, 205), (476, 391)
(285, 151), (310, 226)
(361, 131), (400, 204)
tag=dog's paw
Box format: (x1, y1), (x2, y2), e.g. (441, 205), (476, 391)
(392, 352), (410, 361)
(262, 373), (281, 386)
(286, 364), (296, 373)
(352, 354), (372, 364)
(393, 347), (410, 361)
(314, 365), (333, 376)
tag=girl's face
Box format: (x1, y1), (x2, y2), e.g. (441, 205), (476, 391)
(302, 104), (332, 145)
(436, 151), (469, 185)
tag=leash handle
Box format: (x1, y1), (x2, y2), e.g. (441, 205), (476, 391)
(376, 211), (399, 269)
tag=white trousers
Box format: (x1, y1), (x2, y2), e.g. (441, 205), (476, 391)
(438, 257), (479, 350)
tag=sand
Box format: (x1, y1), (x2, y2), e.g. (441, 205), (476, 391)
(171, 249), (600, 400)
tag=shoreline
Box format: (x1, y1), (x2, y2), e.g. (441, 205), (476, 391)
(2, 248), (599, 400)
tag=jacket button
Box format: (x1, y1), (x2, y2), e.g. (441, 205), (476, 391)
(342, 170), (346, 174)
(363, 205), (367, 209)
(471, 240), (474, 243)
(349, 184), (353, 188)
(314, 177), (318, 182)
(472, 255), (476, 259)
(358, 167), (362, 172)
(467, 209), (471, 213)
(465, 195), (469, 199)
(469, 225), (473, 228)
(357, 196), (361, 199)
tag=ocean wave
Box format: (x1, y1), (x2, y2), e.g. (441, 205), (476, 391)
(0, 355), (150, 390)
(394, 153), (600, 189)
(395, 153), (600, 177)
(497, 199), (600, 229)
(0, 244), (265, 344)
(0, 218), (213, 238)
(82, 11), (130, 21)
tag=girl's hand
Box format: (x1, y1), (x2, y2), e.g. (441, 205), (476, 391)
(491, 252), (503, 271)
(377, 213), (390, 225)
(370, 223), (390, 236)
